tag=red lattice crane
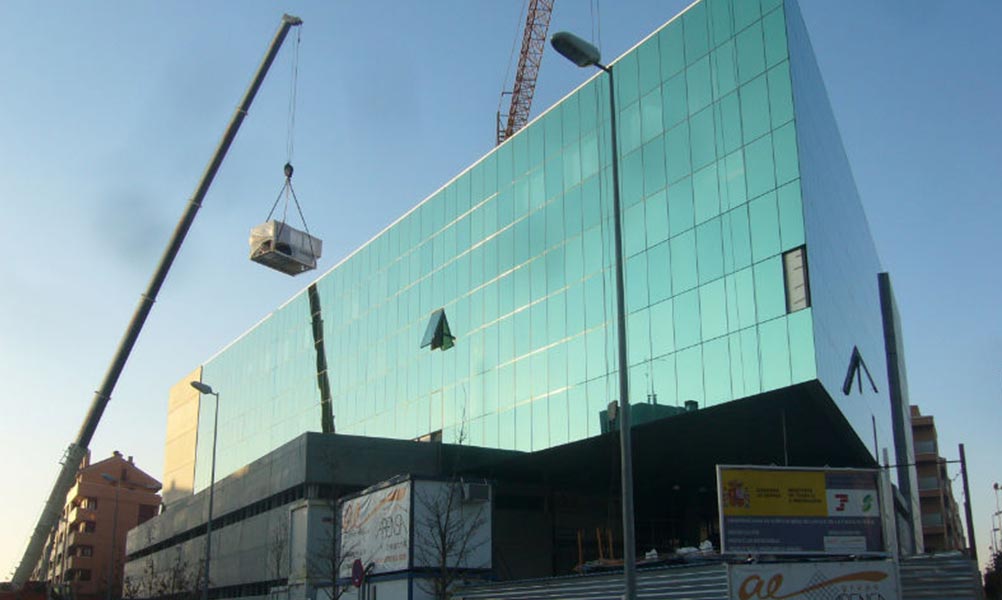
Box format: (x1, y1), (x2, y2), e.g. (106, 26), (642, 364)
(497, 0), (555, 145)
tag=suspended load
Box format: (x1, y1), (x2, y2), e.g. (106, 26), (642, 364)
(250, 162), (322, 275)
(249, 219), (322, 275)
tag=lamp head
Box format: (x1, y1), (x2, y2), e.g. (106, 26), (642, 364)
(551, 31), (602, 68)
(190, 381), (215, 395)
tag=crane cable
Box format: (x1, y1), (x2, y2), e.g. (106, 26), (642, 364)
(264, 25), (316, 254)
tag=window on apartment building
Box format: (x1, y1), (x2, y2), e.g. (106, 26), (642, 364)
(80, 521), (96, 533)
(78, 546), (94, 557)
(77, 570), (92, 582)
(782, 246), (810, 312)
(82, 497), (98, 510)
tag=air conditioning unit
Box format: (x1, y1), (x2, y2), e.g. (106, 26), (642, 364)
(462, 483), (490, 503)
(249, 220), (322, 276)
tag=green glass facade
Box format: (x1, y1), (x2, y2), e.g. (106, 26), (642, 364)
(192, 0), (890, 491)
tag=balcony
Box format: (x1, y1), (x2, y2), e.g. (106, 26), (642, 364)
(68, 505), (97, 525)
(65, 555), (95, 571)
(67, 530), (96, 548)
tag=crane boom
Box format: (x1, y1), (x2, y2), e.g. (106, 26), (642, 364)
(11, 13), (303, 587)
(497, 0), (555, 145)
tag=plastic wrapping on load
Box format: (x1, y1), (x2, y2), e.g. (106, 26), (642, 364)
(248, 219), (322, 275)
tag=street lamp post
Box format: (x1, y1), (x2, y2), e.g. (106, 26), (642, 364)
(190, 381), (221, 600)
(551, 31), (637, 600)
(99, 473), (120, 600)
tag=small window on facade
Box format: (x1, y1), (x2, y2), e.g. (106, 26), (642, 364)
(783, 246), (810, 312)
(84, 497), (98, 510)
(78, 570), (92, 582)
(81, 521), (96, 533)
(78, 546), (94, 557)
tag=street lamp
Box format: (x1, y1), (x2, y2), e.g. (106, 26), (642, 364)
(190, 380), (221, 600)
(551, 30), (637, 600)
(99, 473), (120, 600)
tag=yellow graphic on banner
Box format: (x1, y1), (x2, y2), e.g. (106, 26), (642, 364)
(720, 469), (827, 517)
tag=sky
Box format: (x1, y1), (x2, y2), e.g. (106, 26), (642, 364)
(1, 0), (1000, 577)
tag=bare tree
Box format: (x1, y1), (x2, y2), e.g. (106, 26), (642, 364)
(310, 508), (358, 600)
(413, 479), (489, 600)
(412, 422), (490, 600)
(269, 517), (290, 582)
(123, 545), (203, 600)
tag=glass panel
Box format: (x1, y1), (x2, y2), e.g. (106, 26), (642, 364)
(548, 390), (569, 447)
(687, 56), (713, 115)
(696, 217), (724, 283)
(627, 308), (651, 366)
(690, 106), (717, 170)
(707, 0), (734, 48)
(767, 64), (793, 130)
(662, 71), (688, 129)
(703, 336), (731, 406)
(693, 163), (721, 224)
(666, 122), (692, 183)
(733, 0), (761, 32)
(759, 316), (791, 391)
(641, 87), (664, 143)
(788, 307), (816, 382)
(699, 279), (728, 340)
(616, 51), (640, 108)
(762, 5), (788, 68)
(673, 288), (701, 349)
(645, 189), (670, 247)
(749, 191), (781, 262)
(732, 266), (757, 330)
(643, 136), (667, 196)
(532, 397), (548, 451)
(647, 241), (672, 304)
(625, 252), (648, 313)
(676, 346), (704, 406)
(683, 1), (709, 62)
(651, 353), (677, 407)
(624, 200), (647, 257)
(736, 21), (765, 85)
(710, 40), (737, 99)
(621, 149), (644, 208)
(718, 148), (747, 210)
(568, 384), (588, 442)
(638, 36), (662, 95)
(620, 101), (642, 156)
(650, 298), (676, 357)
(725, 204), (752, 271)
(754, 256), (786, 321)
(659, 22), (686, 79)
(744, 132), (776, 199)
(777, 180), (805, 250)
(740, 326), (761, 395)
(667, 175), (694, 237)
(773, 121), (799, 186)
(670, 229), (698, 293)
(740, 74), (770, 144)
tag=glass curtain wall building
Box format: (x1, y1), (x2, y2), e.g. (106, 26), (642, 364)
(173, 0), (891, 495)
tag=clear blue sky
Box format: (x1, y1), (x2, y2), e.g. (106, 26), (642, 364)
(1, 1), (999, 575)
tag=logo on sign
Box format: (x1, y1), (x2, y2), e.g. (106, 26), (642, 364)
(736, 571), (889, 600)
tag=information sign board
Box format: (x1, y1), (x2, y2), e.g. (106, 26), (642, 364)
(718, 465), (884, 555)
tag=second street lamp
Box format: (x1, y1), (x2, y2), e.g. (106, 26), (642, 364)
(190, 381), (221, 600)
(551, 30), (637, 600)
